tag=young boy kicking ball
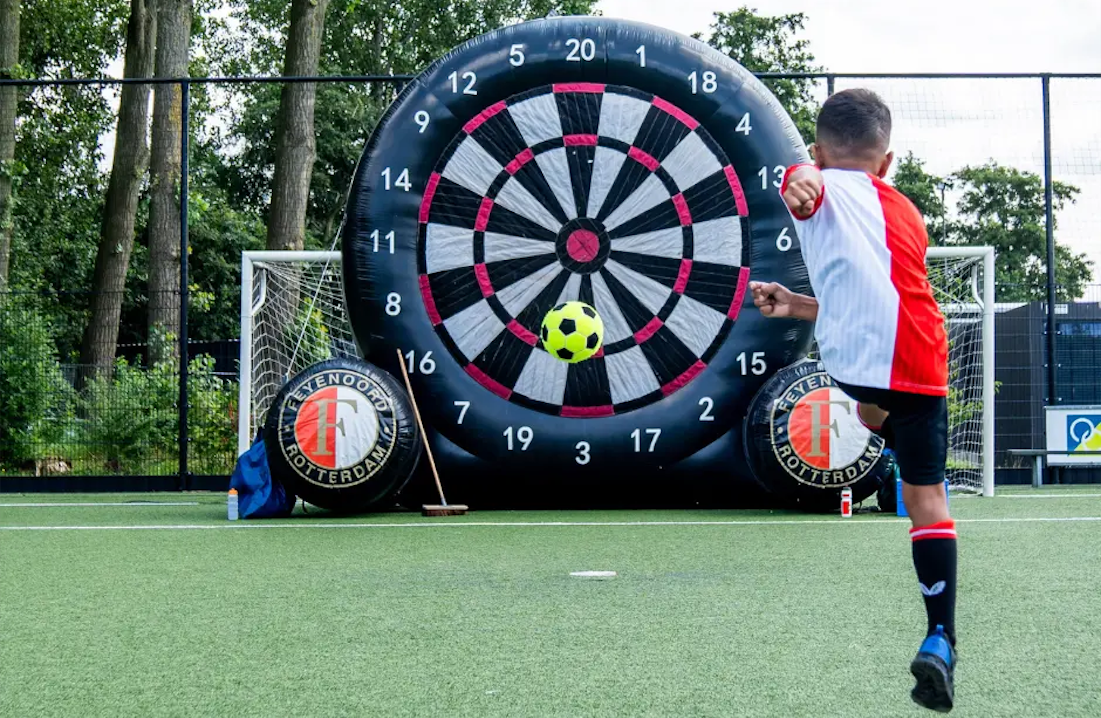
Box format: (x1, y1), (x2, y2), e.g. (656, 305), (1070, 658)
(751, 88), (958, 712)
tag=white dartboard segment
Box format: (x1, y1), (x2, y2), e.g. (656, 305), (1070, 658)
(444, 299), (506, 361)
(597, 93), (651, 145)
(508, 93), (564, 147)
(442, 136), (503, 197)
(425, 224), (476, 274)
(483, 233), (557, 263)
(534, 148), (579, 220)
(610, 227), (684, 260)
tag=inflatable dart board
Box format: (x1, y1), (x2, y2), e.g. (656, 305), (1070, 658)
(341, 17), (814, 497)
(743, 359), (894, 512)
(264, 358), (422, 513)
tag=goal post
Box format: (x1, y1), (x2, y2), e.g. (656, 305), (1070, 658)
(236, 246), (996, 497)
(926, 245), (996, 497)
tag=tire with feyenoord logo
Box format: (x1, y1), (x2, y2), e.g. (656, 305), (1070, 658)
(263, 358), (422, 512)
(340, 16), (814, 496)
(743, 359), (893, 512)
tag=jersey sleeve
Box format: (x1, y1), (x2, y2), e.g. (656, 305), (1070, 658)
(780, 164), (825, 221)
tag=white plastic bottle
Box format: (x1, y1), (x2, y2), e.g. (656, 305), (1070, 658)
(228, 488), (239, 521)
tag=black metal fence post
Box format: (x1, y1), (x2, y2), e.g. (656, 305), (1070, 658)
(826, 74), (835, 96)
(1041, 74), (1057, 408)
(179, 79), (190, 491)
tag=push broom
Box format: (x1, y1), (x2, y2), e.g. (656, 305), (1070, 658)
(396, 349), (468, 517)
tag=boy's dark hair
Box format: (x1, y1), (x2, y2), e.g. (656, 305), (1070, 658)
(816, 88), (892, 156)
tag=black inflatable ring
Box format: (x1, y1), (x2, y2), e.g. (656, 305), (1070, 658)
(743, 359), (893, 511)
(341, 17), (813, 479)
(263, 358), (422, 512)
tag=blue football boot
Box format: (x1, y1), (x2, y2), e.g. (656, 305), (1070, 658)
(910, 625), (956, 712)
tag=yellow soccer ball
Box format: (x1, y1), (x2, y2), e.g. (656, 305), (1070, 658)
(540, 301), (604, 363)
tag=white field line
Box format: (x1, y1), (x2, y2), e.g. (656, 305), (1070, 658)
(2, 516), (1100, 531)
(0, 502), (201, 508)
(998, 494), (1101, 499)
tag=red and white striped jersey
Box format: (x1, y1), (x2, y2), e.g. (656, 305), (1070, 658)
(781, 165), (948, 396)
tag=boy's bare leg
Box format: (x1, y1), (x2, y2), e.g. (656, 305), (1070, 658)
(903, 482), (952, 527)
(856, 402), (888, 430)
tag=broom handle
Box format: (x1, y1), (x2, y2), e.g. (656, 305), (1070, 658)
(396, 349), (448, 506)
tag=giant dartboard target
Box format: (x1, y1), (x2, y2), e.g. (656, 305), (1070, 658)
(342, 17), (814, 489)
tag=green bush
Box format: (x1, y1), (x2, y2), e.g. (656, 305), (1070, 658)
(79, 355), (178, 471)
(0, 299), (73, 467)
(186, 355), (238, 475)
(79, 335), (237, 474)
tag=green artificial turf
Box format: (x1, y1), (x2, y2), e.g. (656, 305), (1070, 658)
(1, 489), (1099, 717)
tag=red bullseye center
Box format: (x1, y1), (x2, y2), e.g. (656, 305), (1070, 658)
(566, 229), (601, 262)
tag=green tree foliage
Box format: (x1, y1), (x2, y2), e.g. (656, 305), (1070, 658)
(0, 298), (73, 467)
(892, 153), (1093, 302)
(695, 6), (821, 143)
(8, 0), (127, 357)
(205, 0), (599, 251)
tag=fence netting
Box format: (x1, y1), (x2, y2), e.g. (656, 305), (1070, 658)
(0, 73), (1098, 484)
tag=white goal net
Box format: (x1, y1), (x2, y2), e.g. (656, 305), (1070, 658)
(237, 251), (357, 453)
(237, 247), (995, 496)
(926, 246), (996, 496)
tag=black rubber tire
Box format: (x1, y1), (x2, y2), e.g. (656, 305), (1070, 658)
(743, 358), (893, 512)
(263, 358), (422, 513)
(342, 17), (814, 488)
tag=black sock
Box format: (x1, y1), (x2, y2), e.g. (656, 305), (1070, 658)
(909, 520), (958, 646)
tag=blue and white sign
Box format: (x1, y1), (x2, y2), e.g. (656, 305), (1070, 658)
(1045, 406), (1101, 466)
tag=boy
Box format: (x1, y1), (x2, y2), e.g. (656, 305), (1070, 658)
(750, 88), (958, 712)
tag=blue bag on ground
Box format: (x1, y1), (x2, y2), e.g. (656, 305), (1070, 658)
(229, 437), (296, 518)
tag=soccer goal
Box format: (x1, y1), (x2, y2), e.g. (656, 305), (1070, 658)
(236, 251), (355, 456)
(926, 246), (996, 497)
(237, 247), (995, 496)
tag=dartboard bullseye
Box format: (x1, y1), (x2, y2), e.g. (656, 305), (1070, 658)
(417, 84), (750, 417)
(341, 16), (815, 483)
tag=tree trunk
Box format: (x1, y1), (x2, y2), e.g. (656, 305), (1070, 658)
(79, 0), (157, 381)
(146, 0), (191, 363)
(266, 0), (330, 252)
(0, 0), (20, 293)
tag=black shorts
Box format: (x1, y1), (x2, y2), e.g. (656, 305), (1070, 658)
(833, 380), (948, 487)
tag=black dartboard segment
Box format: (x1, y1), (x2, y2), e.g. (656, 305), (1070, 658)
(417, 84), (750, 417)
(341, 16), (815, 479)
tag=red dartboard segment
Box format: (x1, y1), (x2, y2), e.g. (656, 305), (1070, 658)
(416, 84), (751, 416)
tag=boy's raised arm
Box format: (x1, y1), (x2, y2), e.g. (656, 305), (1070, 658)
(780, 165), (824, 220)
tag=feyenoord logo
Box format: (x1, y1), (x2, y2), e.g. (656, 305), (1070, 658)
(277, 368), (397, 489)
(770, 371), (882, 489)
